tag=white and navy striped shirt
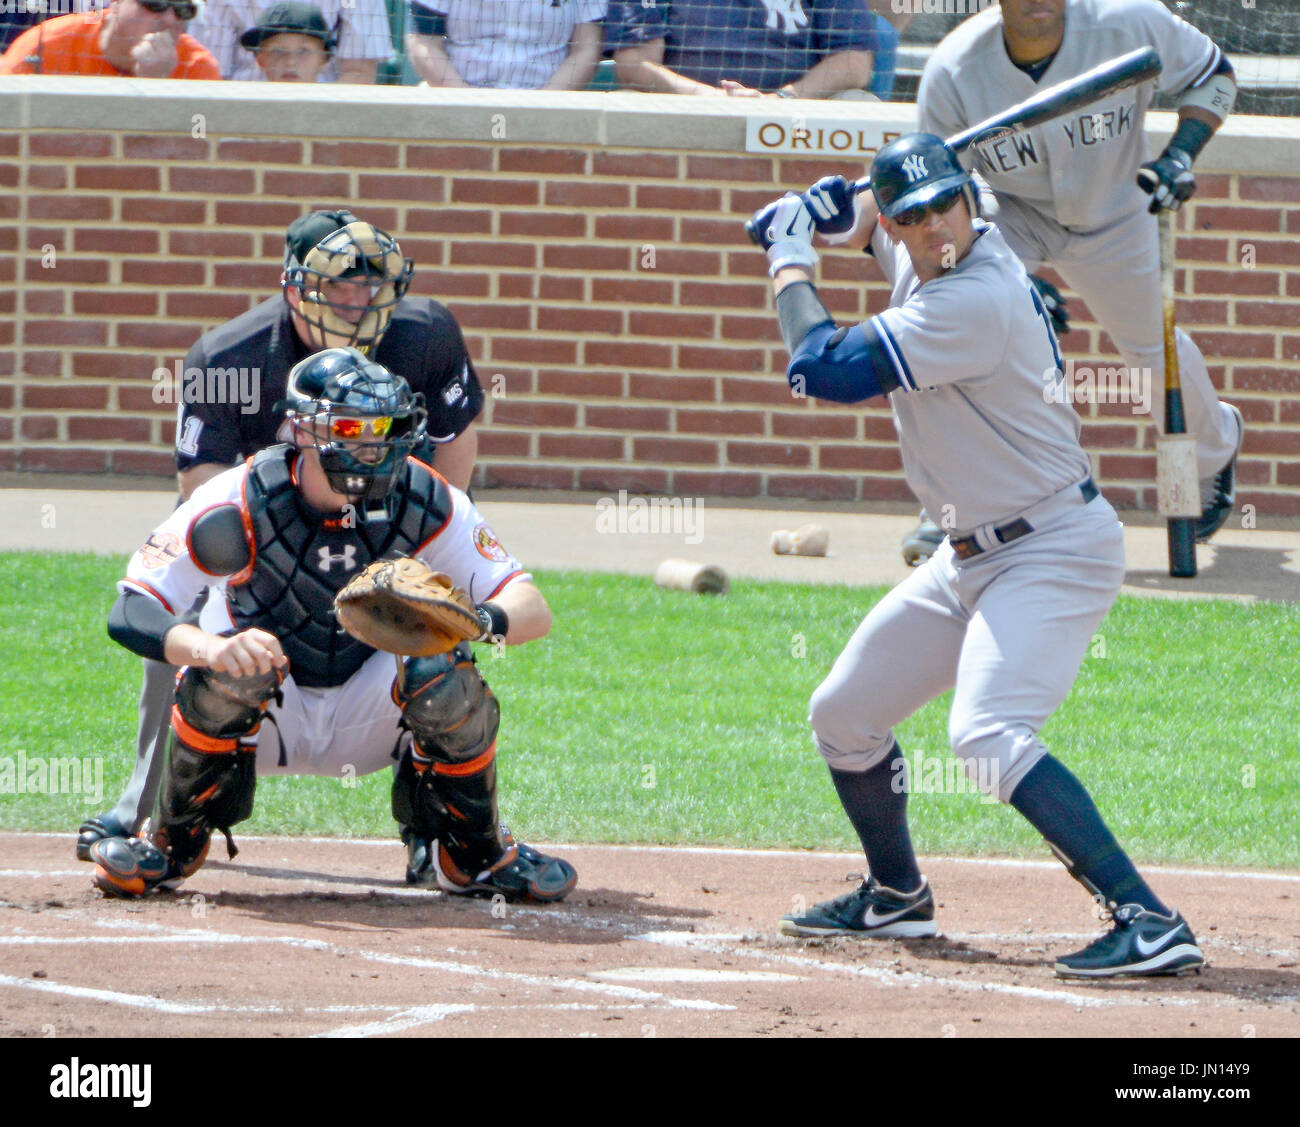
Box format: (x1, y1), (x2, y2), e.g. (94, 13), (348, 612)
(412, 0), (606, 89)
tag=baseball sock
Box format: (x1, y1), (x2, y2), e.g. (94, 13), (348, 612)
(829, 740), (924, 894)
(1009, 755), (1169, 915)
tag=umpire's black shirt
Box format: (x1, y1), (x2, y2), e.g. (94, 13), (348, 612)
(173, 295), (483, 472)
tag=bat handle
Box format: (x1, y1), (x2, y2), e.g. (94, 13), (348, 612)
(744, 176), (875, 247)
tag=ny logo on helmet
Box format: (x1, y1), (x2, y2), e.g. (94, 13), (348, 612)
(901, 154), (929, 183)
(317, 545), (358, 572)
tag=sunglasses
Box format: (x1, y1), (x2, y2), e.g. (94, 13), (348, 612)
(138, 0), (199, 19)
(329, 416), (393, 440)
(893, 186), (965, 227)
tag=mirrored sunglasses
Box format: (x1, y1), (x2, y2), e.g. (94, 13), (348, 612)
(329, 416), (393, 440)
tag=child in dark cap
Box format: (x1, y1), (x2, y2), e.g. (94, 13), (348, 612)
(240, 0), (335, 82)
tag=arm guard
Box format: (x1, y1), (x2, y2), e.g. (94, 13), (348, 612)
(108, 589), (181, 663)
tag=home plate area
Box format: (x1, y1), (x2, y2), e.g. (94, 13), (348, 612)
(1, 834), (1297, 1038)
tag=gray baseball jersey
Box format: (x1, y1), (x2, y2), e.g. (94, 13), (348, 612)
(918, 0), (1223, 230)
(869, 219), (1091, 533)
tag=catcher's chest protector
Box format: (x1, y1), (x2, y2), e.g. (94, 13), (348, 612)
(227, 447), (452, 687)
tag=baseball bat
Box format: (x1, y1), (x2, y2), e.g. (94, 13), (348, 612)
(746, 47), (1162, 246)
(1156, 209), (1199, 577)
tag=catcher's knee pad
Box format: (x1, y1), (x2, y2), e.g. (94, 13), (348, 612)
(393, 647), (503, 868)
(153, 665), (281, 871)
(396, 647), (499, 764)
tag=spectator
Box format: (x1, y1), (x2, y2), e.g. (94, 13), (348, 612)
(866, 0), (911, 100)
(406, 0), (606, 90)
(607, 0), (878, 98)
(1, 2), (49, 56)
(0, 0), (220, 77)
(190, 0), (390, 82)
(240, 1), (335, 82)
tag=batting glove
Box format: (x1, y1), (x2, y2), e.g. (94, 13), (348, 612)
(757, 194), (818, 277)
(802, 175), (863, 244)
(1136, 147), (1196, 214)
(1030, 274), (1070, 335)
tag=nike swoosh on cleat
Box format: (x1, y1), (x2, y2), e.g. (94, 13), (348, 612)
(861, 903), (921, 928)
(1134, 928), (1183, 956)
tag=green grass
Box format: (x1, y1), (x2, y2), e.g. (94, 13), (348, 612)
(1, 552), (1296, 869)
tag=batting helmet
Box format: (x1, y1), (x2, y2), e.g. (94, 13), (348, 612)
(280, 347), (427, 505)
(870, 133), (975, 220)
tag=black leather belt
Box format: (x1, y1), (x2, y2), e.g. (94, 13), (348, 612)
(950, 477), (1099, 561)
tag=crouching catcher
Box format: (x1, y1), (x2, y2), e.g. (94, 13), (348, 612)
(92, 347), (576, 903)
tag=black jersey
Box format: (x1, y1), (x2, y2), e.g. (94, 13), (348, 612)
(174, 296), (483, 472)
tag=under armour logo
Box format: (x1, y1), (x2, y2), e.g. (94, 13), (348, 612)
(317, 544), (358, 572)
(901, 154), (929, 183)
(345, 477), (367, 492)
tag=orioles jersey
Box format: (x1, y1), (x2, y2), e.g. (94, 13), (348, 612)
(120, 447), (527, 688)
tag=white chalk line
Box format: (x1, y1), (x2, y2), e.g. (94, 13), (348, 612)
(10, 914), (733, 1018)
(0, 972), (284, 1015)
(6, 834), (1299, 883)
(631, 931), (1197, 1010)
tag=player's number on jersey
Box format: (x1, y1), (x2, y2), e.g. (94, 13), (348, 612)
(177, 416), (204, 457)
(1028, 283), (1064, 375)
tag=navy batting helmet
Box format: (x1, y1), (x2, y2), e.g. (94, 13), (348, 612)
(870, 133), (975, 220)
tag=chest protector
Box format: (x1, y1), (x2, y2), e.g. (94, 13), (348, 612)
(227, 446), (452, 688)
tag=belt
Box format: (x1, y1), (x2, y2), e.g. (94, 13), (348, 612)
(950, 477), (1099, 561)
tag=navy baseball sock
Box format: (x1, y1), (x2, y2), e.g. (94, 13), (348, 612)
(1010, 755), (1169, 915)
(829, 740), (923, 894)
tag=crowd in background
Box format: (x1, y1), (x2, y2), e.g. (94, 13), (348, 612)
(0, 0), (913, 99)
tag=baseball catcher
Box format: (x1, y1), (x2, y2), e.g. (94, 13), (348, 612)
(92, 347), (576, 903)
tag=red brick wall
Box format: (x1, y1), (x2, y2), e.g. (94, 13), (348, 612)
(2, 128), (1298, 514)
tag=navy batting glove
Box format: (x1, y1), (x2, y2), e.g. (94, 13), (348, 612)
(1136, 147), (1196, 214)
(1030, 274), (1070, 335)
(802, 175), (859, 239)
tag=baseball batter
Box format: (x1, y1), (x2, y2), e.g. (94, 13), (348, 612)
(901, 0), (1243, 565)
(750, 133), (1203, 977)
(89, 348), (577, 903)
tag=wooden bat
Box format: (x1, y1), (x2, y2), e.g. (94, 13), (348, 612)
(1157, 209), (1199, 577)
(745, 47), (1162, 246)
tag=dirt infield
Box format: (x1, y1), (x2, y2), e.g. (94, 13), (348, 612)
(2, 833), (1297, 1038)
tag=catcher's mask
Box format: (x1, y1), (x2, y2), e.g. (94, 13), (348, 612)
(282, 210), (414, 353)
(280, 347), (427, 505)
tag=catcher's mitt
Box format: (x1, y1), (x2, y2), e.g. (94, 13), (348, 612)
(334, 557), (486, 656)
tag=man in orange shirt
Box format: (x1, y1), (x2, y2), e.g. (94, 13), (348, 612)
(0, 0), (221, 78)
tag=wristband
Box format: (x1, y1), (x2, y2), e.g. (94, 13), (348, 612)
(476, 601), (509, 641)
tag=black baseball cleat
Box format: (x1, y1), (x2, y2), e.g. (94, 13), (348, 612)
(780, 875), (936, 939)
(76, 813), (131, 862)
(901, 513), (944, 567)
(1195, 402), (1244, 543)
(1054, 903), (1205, 979)
(89, 836), (180, 899)
(405, 825), (577, 903)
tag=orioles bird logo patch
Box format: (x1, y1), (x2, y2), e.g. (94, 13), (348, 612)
(139, 531), (182, 570)
(473, 523), (509, 562)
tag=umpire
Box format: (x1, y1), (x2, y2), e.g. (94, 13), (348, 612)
(76, 209), (485, 858)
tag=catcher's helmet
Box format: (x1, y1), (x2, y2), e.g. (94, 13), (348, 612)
(281, 347), (427, 505)
(870, 133), (975, 221)
(283, 210), (414, 352)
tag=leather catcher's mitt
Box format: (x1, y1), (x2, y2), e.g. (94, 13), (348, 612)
(334, 557), (485, 656)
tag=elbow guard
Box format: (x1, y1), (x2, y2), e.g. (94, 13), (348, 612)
(788, 322), (899, 404)
(108, 590), (181, 663)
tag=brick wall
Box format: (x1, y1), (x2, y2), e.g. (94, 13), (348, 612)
(1, 81), (1298, 514)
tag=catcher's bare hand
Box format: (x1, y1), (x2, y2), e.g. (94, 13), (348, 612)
(205, 629), (288, 678)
